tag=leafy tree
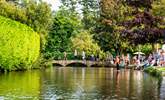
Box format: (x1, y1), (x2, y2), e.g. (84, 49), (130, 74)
(94, 0), (165, 55)
(0, 0), (27, 24)
(152, 0), (165, 22)
(121, 0), (165, 45)
(71, 30), (103, 58)
(44, 7), (82, 59)
(60, 0), (78, 12)
(79, 0), (100, 29)
(94, 0), (131, 55)
(25, 1), (53, 49)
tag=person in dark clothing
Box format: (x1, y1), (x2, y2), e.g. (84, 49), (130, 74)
(115, 56), (120, 70)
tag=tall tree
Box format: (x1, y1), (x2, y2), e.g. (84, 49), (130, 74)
(94, 0), (131, 55)
(121, 0), (165, 45)
(80, 0), (100, 29)
(44, 7), (82, 59)
(60, 0), (78, 12)
(25, 0), (53, 49)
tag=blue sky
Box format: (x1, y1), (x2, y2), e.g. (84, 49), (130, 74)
(43, 0), (61, 11)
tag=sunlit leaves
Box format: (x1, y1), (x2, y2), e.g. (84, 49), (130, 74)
(71, 30), (102, 56)
(0, 16), (40, 71)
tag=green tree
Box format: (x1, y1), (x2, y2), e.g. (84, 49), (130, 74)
(79, 0), (100, 29)
(71, 30), (102, 56)
(94, 0), (131, 55)
(25, 1), (53, 49)
(152, 0), (165, 16)
(44, 7), (82, 59)
(121, 0), (165, 49)
(60, 0), (78, 12)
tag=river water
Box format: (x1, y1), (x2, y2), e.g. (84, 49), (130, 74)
(0, 67), (165, 100)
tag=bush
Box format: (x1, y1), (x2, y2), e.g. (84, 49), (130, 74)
(0, 16), (40, 71)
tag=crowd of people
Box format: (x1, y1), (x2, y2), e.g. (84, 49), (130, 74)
(141, 49), (165, 69)
(113, 49), (165, 70)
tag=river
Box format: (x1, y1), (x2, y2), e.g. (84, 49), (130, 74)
(0, 67), (165, 100)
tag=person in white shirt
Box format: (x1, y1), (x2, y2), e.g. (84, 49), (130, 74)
(82, 51), (85, 60)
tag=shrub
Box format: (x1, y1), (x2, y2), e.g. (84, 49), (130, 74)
(0, 16), (40, 71)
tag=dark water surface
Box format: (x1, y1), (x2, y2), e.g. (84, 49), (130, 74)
(0, 67), (165, 100)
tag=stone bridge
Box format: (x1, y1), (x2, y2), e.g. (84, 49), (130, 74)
(52, 60), (115, 67)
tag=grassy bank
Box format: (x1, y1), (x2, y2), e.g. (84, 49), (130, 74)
(144, 67), (163, 78)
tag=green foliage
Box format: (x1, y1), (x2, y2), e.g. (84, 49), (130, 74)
(25, 1), (53, 46)
(134, 44), (152, 55)
(80, 0), (100, 29)
(0, 0), (53, 50)
(144, 67), (162, 78)
(152, 0), (165, 17)
(0, 16), (40, 71)
(0, 0), (27, 24)
(44, 7), (81, 60)
(71, 30), (104, 58)
(94, 0), (131, 54)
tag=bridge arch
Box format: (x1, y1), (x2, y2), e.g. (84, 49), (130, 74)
(66, 62), (87, 67)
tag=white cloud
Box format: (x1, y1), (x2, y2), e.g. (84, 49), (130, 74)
(42, 0), (61, 11)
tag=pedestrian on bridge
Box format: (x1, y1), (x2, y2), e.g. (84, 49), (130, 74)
(74, 49), (78, 60)
(64, 52), (67, 60)
(82, 51), (86, 60)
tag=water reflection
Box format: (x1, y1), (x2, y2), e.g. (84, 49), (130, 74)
(0, 67), (164, 99)
(40, 67), (163, 100)
(0, 70), (40, 99)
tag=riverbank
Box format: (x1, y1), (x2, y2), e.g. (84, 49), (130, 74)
(144, 67), (165, 78)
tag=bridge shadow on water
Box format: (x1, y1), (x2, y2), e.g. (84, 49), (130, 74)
(90, 64), (103, 67)
(66, 62), (87, 67)
(53, 63), (115, 67)
(53, 63), (63, 67)
(53, 62), (88, 67)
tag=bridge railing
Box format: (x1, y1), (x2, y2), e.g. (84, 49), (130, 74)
(52, 52), (101, 61)
(52, 60), (113, 67)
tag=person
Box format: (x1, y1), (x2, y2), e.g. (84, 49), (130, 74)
(115, 56), (120, 70)
(64, 52), (67, 60)
(125, 54), (129, 67)
(148, 54), (153, 63)
(135, 57), (141, 70)
(82, 51), (86, 60)
(90, 54), (95, 61)
(150, 58), (156, 66)
(143, 60), (150, 69)
(74, 49), (78, 60)
(160, 51), (164, 66)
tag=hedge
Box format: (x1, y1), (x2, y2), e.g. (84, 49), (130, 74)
(0, 16), (40, 71)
